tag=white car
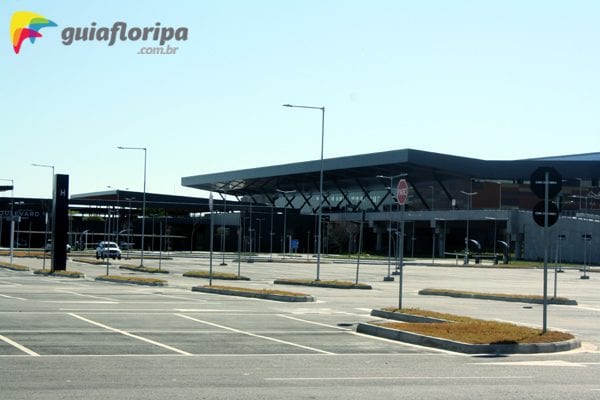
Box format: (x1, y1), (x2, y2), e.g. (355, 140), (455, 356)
(95, 241), (122, 260)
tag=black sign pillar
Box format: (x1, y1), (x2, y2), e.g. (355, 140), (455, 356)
(51, 174), (69, 272)
(530, 167), (562, 334)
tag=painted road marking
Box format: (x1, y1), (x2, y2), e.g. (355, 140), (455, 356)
(68, 313), (192, 356)
(278, 314), (353, 330)
(0, 335), (39, 356)
(154, 294), (211, 303)
(265, 375), (534, 382)
(474, 360), (586, 367)
(175, 313), (335, 355)
(0, 294), (26, 300)
(0, 280), (21, 286)
(44, 301), (118, 304)
(54, 290), (119, 302)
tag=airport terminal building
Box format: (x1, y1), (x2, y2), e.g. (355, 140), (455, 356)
(182, 149), (600, 264)
(1, 148), (599, 264)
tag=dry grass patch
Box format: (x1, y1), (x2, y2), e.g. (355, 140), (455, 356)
(33, 269), (84, 278)
(274, 278), (371, 289)
(420, 288), (572, 302)
(207, 285), (309, 297)
(0, 261), (29, 271)
(119, 265), (169, 274)
(72, 258), (112, 265)
(96, 275), (167, 286)
(377, 308), (573, 344)
(184, 270), (250, 280)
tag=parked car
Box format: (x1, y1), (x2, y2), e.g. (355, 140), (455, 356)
(95, 241), (122, 260)
(119, 241), (135, 250)
(44, 240), (71, 253)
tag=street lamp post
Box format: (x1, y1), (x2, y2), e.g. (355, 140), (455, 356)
(220, 192), (227, 266)
(31, 163), (54, 259)
(0, 179), (15, 264)
(460, 189), (478, 264)
(377, 174), (407, 281)
(276, 189), (296, 257)
(283, 104), (325, 280)
(118, 146), (147, 267)
(256, 218), (264, 253)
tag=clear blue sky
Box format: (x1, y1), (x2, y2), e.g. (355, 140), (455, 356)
(2, 0), (599, 199)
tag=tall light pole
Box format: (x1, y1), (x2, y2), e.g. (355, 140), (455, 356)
(0, 179), (14, 264)
(256, 218), (264, 253)
(276, 189), (296, 256)
(377, 174), (407, 281)
(460, 189), (478, 264)
(118, 146), (147, 267)
(31, 163), (55, 184)
(283, 103), (325, 281)
(32, 163), (55, 254)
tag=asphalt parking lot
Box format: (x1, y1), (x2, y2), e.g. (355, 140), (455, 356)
(1, 253), (600, 399)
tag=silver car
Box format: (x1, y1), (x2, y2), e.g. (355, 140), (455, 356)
(95, 241), (122, 260)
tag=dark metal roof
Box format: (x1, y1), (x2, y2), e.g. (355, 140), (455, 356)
(527, 152), (600, 162)
(181, 148), (600, 195)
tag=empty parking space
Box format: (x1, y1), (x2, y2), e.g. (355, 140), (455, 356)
(0, 272), (436, 357)
(0, 308), (431, 357)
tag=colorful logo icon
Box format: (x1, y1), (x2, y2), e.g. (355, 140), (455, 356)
(10, 11), (57, 54)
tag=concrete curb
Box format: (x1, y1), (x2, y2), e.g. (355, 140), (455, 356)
(356, 322), (581, 354)
(119, 266), (170, 274)
(418, 289), (578, 306)
(274, 279), (372, 290)
(33, 270), (84, 278)
(370, 309), (450, 323)
(95, 276), (167, 287)
(0, 263), (30, 271)
(183, 272), (250, 281)
(192, 286), (315, 302)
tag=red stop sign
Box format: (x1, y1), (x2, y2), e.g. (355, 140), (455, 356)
(396, 179), (408, 205)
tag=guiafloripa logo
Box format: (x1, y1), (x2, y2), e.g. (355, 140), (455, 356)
(10, 11), (57, 54)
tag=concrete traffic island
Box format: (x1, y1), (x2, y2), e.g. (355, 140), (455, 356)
(192, 285), (315, 302)
(95, 275), (167, 286)
(33, 269), (84, 278)
(418, 288), (578, 305)
(119, 265), (170, 274)
(358, 309), (580, 354)
(274, 278), (372, 290)
(0, 261), (29, 271)
(183, 270), (251, 281)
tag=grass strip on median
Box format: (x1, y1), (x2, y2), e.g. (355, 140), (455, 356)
(119, 265), (170, 274)
(0, 261), (29, 271)
(192, 285), (314, 302)
(274, 278), (372, 290)
(418, 288), (577, 305)
(183, 270), (250, 280)
(95, 275), (167, 286)
(33, 269), (84, 278)
(372, 308), (574, 344)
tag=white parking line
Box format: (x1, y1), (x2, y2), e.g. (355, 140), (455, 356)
(0, 294), (26, 300)
(68, 313), (192, 356)
(175, 313), (335, 355)
(278, 314), (461, 355)
(0, 280), (21, 286)
(0, 335), (39, 356)
(265, 375), (534, 382)
(154, 294), (211, 303)
(278, 314), (353, 330)
(54, 290), (119, 302)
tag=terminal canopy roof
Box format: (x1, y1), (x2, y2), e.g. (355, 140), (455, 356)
(181, 148), (600, 196)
